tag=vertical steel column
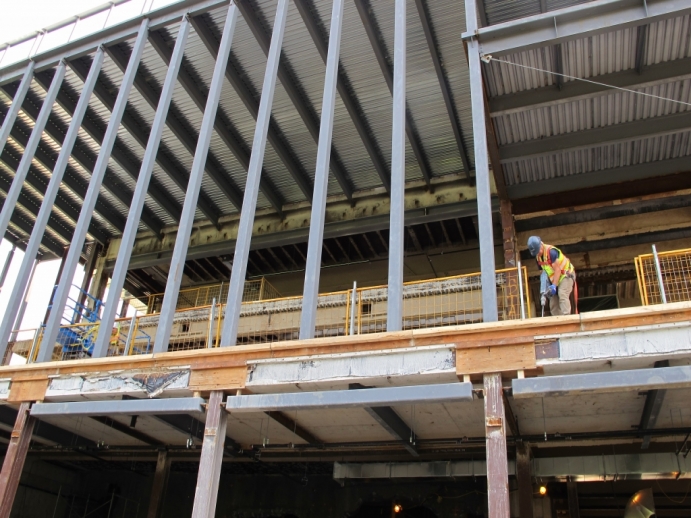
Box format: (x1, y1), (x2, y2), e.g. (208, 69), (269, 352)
(38, 20), (150, 363)
(94, 17), (191, 358)
(299, 0), (345, 340)
(386, 0), (407, 333)
(0, 244), (16, 294)
(465, 0), (498, 322)
(0, 62), (35, 157)
(484, 373), (510, 518)
(154, 6), (238, 353)
(0, 403), (36, 518)
(0, 50), (105, 358)
(220, 0), (289, 347)
(190, 391), (227, 518)
(0, 61), (66, 243)
(10, 259), (37, 342)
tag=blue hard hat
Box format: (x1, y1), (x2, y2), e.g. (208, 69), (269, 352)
(527, 236), (542, 257)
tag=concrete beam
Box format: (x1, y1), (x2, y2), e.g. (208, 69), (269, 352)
(30, 397), (205, 417)
(512, 366), (691, 399)
(227, 383), (473, 413)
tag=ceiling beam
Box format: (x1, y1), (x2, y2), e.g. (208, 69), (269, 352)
(153, 413), (241, 456)
(635, 24), (648, 75)
(292, 0), (390, 191)
(187, 17), (312, 206)
(488, 56), (691, 116)
(235, 0), (355, 201)
(88, 416), (164, 447)
(147, 28), (286, 216)
(353, 0), (434, 188)
(639, 360), (669, 450)
(0, 203), (65, 258)
(0, 405), (96, 448)
(413, 0), (471, 176)
(265, 411), (320, 445)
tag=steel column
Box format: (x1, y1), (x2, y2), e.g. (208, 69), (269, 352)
(386, 0), (406, 332)
(0, 50), (104, 358)
(0, 244), (15, 294)
(0, 403), (36, 518)
(94, 17), (190, 358)
(299, 0), (344, 340)
(191, 391), (227, 518)
(37, 20), (149, 363)
(465, 0), (498, 322)
(220, 0), (288, 347)
(10, 259), (37, 342)
(153, 6), (237, 353)
(0, 62), (34, 157)
(0, 61), (65, 244)
(484, 373), (510, 518)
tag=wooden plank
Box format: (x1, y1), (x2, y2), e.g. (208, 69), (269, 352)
(0, 403), (35, 518)
(188, 366), (247, 392)
(456, 343), (536, 377)
(8, 378), (48, 403)
(484, 373), (510, 518)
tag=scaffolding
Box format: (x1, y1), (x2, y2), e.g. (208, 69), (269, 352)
(635, 247), (691, 306)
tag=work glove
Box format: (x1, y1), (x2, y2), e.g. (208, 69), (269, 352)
(548, 284), (558, 297)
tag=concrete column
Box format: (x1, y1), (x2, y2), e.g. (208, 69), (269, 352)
(516, 443), (533, 518)
(191, 391), (227, 518)
(484, 373), (510, 518)
(147, 449), (171, 518)
(0, 403), (36, 517)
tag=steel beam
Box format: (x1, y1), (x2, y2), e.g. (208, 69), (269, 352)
(466, 0), (691, 57)
(154, 6), (238, 353)
(0, 62), (65, 246)
(299, 0), (344, 340)
(500, 111), (691, 163)
(0, 49), (104, 360)
(184, 17), (311, 206)
(226, 383), (473, 413)
(30, 397), (205, 417)
(484, 373), (510, 518)
(354, 0), (433, 188)
(512, 366), (691, 399)
(639, 360), (669, 450)
(466, 0), (498, 323)
(0, 405), (95, 448)
(220, 0), (288, 347)
(265, 411), (320, 445)
(235, 0), (354, 200)
(38, 20), (150, 364)
(386, 0), (407, 332)
(292, 0), (390, 191)
(365, 406), (419, 457)
(0, 203), (64, 258)
(88, 416), (164, 447)
(93, 17), (190, 359)
(414, 0), (471, 176)
(489, 57), (691, 116)
(0, 62), (34, 157)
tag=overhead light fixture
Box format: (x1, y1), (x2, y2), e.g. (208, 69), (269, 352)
(393, 504), (403, 513)
(539, 486), (547, 496)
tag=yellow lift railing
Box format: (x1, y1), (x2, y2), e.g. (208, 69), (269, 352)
(635, 247), (691, 305)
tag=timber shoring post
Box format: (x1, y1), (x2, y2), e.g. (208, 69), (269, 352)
(516, 443), (534, 518)
(484, 373), (510, 518)
(191, 391), (227, 518)
(0, 402), (36, 517)
(147, 449), (171, 518)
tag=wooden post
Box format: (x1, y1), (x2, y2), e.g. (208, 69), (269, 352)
(0, 403), (36, 517)
(484, 373), (510, 518)
(191, 391), (227, 518)
(146, 449), (171, 518)
(567, 480), (580, 518)
(516, 443), (534, 518)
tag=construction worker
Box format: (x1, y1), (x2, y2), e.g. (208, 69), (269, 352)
(527, 236), (576, 316)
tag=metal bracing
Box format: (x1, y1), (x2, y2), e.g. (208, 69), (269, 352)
(299, 0), (344, 340)
(148, 25), (286, 216)
(235, 0), (354, 201)
(465, 0), (498, 323)
(154, 6), (239, 353)
(187, 17), (312, 207)
(0, 62), (34, 157)
(30, 397), (205, 417)
(353, 0), (434, 188)
(228, 383), (473, 413)
(220, 0), (288, 348)
(292, 0), (390, 191)
(466, 0), (691, 57)
(488, 56), (691, 116)
(0, 61), (65, 247)
(0, 49), (105, 360)
(92, 17), (191, 359)
(413, 0), (471, 177)
(38, 20), (151, 364)
(105, 44), (225, 226)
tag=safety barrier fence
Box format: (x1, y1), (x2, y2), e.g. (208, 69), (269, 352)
(3, 267), (530, 364)
(635, 247), (691, 306)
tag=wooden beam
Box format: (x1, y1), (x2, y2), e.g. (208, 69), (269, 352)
(0, 403), (35, 517)
(191, 391), (226, 518)
(484, 373), (510, 518)
(147, 449), (171, 518)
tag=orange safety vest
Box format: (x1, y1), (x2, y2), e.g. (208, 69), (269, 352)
(536, 244), (574, 283)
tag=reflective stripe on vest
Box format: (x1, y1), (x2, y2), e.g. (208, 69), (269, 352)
(536, 244), (574, 283)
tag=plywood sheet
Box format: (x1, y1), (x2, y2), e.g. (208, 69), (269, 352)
(456, 344), (536, 376)
(188, 366), (247, 392)
(8, 378), (49, 403)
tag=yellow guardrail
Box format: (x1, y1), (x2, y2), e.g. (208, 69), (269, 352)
(635, 247), (691, 306)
